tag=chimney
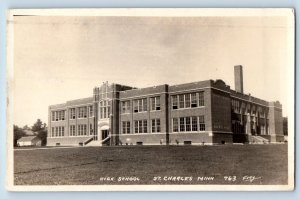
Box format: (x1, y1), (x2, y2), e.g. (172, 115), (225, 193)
(234, 65), (244, 93)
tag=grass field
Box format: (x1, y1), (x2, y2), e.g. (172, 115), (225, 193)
(14, 144), (288, 185)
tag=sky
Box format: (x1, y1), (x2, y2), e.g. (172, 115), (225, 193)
(12, 15), (292, 127)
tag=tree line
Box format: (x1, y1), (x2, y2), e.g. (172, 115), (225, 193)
(14, 119), (47, 146)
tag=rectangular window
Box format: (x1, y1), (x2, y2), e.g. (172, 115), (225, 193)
(156, 119), (160, 133)
(172, 95), (178, 109)
(52, 112), (55, 121)
(135, 121), (139, 133)
(199, 115), (205, 131)
(151, 119), (156, 133)
(55, 127), (58, 137)
(143, 120), (148, 133)
(61, 111), (65, 120)
(192, 116), (198, 131)
(134, 99), (147, 112)
(122, 121), (131, 134)
(151, 119), (161, 133)
(179, 94), (185, 109)
(150, 96), (160, 111)
(83, 125), (87, 135)
(78, 107), (87, 118)
(185, 94), (190, 108)
(70, 125), (76, 136)
(142, 98), (147, 112)
(191, 93), (197, 108)
(134, 100), (139, 113)
(126, 121), (130, 134)
(122, 121), (126, 134)
(61, 127), (64, 136)
(138, 120), (143, 133)
(89, 106), (94, 117)
(180, 117), (185, 132)
(70, 108), (76, 119)
(51, 127), (55, 137)
(198, 92), (205, 106)
(90, 124), (94, 135)
(121, 101), (131, 114)
(173, 118), (178, 132)
(185, 117), (191, 131)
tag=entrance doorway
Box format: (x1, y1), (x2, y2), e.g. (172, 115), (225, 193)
(102, 130), (109, 140)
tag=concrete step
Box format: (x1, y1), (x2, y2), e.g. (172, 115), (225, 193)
(85, 140), (102, 146)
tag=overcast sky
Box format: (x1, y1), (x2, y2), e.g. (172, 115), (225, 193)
(13, 15), (292, 127)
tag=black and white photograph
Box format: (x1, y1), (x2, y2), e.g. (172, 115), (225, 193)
(6, 8), (295, 191)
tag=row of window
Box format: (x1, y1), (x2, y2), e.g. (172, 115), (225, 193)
(172, 116), (205, 132)
(69, 124), (95, 136)
(171, 92), (204, 110)
(51, 111), (66, 121)
(121, 96), (161, 114)
(52, 106), (94, 121)
(121, 119), (161, 134)
(231, 100), (266, 118)
(51, 126), (65, 137)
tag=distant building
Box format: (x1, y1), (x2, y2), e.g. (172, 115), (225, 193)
(47, 66), (285, 146)
(17, 136), (41, 147)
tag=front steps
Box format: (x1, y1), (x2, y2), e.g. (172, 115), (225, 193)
(249, 135), (270, 144)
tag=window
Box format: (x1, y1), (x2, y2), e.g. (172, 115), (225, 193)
(151, 119), (156, 133)
(70, 108), (76, 119)
(133, 98), (147, 113)
(78, 107), (87, 118)
(192, 116), (198, 131)
(191, 93), (197, 107)
(99, 100), (110, 119)
(150, 96), (160, 111)
(51, 127), (55, 137)
(55, 127), (58, 137)
(138, 120), (143, 133)
(52, 110), (66, 121)
(185, 117), (191, 131)
(121, 101), (131, 114)
(199, 115), (205, 131)
(89, 106), (94, 117)
(151, 119), (160, 133)
(173, 118), (178, 132)
(143, 99), (147, 112)
(179, 95), (185, 109)
(52, 112), (55, 121)
(122, 121), (130, 134)
(133, 120), (148, 133)
(156, 119), (160, 133)
(70, 125), (76, 136)
(61, 127), (64, 136)
(143, 120), (148, 133)
(172, 95), (178, 109)
(180, 117), (185, 132)
(185, 94), (190, 108)
(134, 100), (139, 113)
(78, 124), (87, 136)
(135, 121), (139, 133)
(89, 124), (94, 135)
(61, 111), (65, 120)
(198, 92), (205, 106)
(53, 126), (65, 137)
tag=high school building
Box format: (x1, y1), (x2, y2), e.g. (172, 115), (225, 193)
(47, 65), (284, 146)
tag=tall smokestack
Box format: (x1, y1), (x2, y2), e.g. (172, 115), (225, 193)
(234, 65), (243, 93)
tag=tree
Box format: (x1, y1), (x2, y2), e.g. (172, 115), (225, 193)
(32, 119), (48, 146)
(32, 119), (43, 132)
(13, 125), (25, 147)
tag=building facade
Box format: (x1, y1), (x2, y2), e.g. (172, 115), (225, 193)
(47, 66), (285, 146)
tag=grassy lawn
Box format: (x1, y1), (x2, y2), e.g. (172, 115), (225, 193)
(14, 144), (288, 185)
